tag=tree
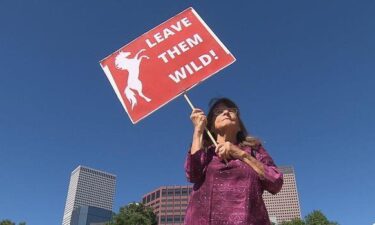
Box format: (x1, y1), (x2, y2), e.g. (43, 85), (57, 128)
(305, 210), (338, 225)
(108, 202), (157, 225)
(280, 210), (338, 225)
(280, 218), (305, 225)
(0, 220), (14, 225)
(0, 220), (26, 225)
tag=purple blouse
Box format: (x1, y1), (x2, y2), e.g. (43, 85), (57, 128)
(184, 145), (283, 225)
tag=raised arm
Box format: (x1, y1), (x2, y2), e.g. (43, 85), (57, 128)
(185, 108), (209, 183)
(190, 108), (206, 154)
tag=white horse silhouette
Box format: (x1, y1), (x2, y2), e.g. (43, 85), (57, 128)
(115, 49), (151, 110)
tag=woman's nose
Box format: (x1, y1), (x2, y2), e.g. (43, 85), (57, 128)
(222, 109), (230, 115)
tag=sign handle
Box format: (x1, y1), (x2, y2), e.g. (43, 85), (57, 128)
(183, 92), (228, 165)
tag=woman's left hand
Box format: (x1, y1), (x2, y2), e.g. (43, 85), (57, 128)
(215, 142), (244, 161)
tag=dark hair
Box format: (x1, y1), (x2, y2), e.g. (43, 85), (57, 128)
(203, 98), (261, 150)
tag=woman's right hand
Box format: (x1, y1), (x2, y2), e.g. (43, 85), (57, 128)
(190, 108), (207, 134)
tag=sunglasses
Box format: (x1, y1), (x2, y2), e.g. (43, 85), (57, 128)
(213, 108), (238, 117)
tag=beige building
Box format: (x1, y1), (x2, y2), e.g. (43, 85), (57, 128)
(143, 166), (301, 225)
(263, 166), (302, 224)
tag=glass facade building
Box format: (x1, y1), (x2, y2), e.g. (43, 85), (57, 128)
(70, 205), (113, 225)
(62, 166), (116, 225)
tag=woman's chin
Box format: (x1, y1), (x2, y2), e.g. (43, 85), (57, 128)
(217, 123), (238, 131)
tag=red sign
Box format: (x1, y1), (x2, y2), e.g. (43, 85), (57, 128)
(100, 7), (235, 123)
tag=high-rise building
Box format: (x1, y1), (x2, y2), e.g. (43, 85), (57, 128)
(263, 166), (302, 224)
(62, 166), (116, 225)
(142, 185), (193, 225)
(70, 205), (113, 225)
(143, 166), (301, 225)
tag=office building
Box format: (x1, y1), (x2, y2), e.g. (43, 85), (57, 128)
(143, 185), (193, 224)
(62, 166), (116, 225)
(70, 205), (113, 225)
(263, 166), (302, 224)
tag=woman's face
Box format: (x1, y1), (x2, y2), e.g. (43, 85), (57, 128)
(212, 104), (241, 134)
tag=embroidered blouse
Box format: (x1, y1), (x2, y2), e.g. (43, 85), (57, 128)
(184, 145), (283, 225)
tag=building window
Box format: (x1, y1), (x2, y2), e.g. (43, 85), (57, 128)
(174, 215), (181, 222)
(156, 190), (160, 198)
(167, 189), (174, 196)
(175, 188), (181, 196)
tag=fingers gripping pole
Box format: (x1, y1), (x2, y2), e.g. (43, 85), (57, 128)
(184, 92), (228, 166)
(183, 92), (217, 147)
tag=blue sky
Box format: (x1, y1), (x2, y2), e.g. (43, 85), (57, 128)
(0, 1), (374, 225)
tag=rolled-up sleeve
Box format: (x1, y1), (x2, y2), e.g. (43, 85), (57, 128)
(185, 149), (208, 183)
(256, 146), (284, 195)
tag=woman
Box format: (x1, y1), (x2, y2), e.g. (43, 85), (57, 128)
(184, 98), (283, 225)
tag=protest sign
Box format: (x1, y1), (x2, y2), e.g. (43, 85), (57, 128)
(100, 7), (235, 123)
